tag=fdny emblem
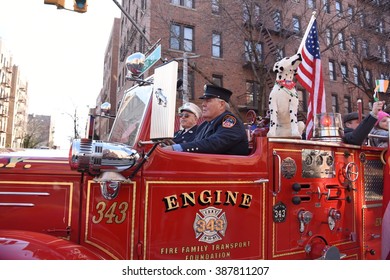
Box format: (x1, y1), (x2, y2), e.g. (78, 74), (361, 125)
(193, 207), (227, 244)
(222, 115), (236, 128)
(281, 157), (297, 179)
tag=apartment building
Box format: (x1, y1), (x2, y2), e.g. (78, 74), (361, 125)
(0, 38), (12, 148)
(0, 38), (29, 149)
(6, 65), (28, 148)
(95, 17), (121, 140)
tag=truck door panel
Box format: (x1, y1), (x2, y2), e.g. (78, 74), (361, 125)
(268, 142), (359, 259)
(141, 180), (266, 260)
(0, 175), (80, 242)
(80, 179), (139, 260)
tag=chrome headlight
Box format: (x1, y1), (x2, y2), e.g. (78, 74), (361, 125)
(69, 139), (140, 175)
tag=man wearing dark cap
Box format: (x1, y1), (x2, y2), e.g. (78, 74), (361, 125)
(164, 84), (249, 155)
(343, 101), (384, 145)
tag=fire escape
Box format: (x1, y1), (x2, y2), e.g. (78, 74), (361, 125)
(238, 0), (298, 115)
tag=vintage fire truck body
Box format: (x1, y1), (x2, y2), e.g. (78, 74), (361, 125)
(0, 60), (385, 260)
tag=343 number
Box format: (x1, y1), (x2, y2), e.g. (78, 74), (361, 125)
(196, 218), (225, 233)
(92, 201), (129, 224)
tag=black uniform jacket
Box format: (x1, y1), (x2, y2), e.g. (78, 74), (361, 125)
(179, 111), (249, 155)
(343, 113), (377, 145)
(173, 125), (198, 144)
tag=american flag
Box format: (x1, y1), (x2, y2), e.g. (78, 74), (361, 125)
(296, 18), (326, 140)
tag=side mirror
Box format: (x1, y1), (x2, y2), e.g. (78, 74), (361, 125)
(100, 102), (114, 118)
(126, 52), (145, 79)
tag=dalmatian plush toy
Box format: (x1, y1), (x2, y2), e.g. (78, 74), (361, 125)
(267, 53), (305, 138)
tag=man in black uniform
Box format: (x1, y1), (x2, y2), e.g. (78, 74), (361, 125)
(163, 84), (249, 155)
(343, 100), (383, 145)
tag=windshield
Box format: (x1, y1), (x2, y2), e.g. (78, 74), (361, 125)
(108, 83), (153, 146)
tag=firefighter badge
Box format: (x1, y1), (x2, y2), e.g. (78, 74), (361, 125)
(193, 207), (227, 244)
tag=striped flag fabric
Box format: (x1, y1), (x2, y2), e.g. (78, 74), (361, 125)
(382, 149), (390, 260)
(296, 18), (326, 140)
(374, 80), (389, 101)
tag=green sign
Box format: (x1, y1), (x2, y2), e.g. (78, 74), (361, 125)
(141, 45), (161, 75)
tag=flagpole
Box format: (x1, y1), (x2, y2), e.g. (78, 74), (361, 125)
(298, 11), (317, 53)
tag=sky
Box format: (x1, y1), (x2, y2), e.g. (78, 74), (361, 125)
(0, 0), (121, 148)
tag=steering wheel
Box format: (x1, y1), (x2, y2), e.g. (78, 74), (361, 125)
(245, 110), (257, 125)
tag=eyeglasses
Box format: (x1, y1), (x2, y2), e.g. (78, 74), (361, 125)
(179, 113), (191, 118)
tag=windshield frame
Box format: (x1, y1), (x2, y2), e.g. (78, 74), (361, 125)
(108, 79), (154, 147)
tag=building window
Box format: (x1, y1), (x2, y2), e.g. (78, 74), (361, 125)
(335, 1), (342, 16)
(353, 66), (359, 85)
(211, 0), (220, 14)
(325, 28), (332, 46)
(344, 96), (351, 114)
(254, 4), (261, 22)
(322, 0), (330, 13)
(276, 48), (284, 61)
(170, 23), (194, 52)
(338, 32), (346, 50)
(212, 74), (223, 87)
(307, 0), (316, 9)
(376, 20), (384, 33)
(245, 81), (259, 108)
(347, 5), (354, 18)
(350, 36), (357, 53)
(292, 16), (301, 33)
(242, 3), (261, 24)
(274, 10), (282, 31)
(212, 32), (222, 58)
(331, 94), (339, 113)
(362, 40), (368, 57)
(244, 40), (263, 63)
(340, 63), (348, 81)
(329, 60), (336, 81)
(365, 69), (372, 87)
(379, 46), (388, 63)
(171, 0), (194, 8)
(359, 12), (365, 27)
(380, 73), (390, 80)
(141, 0), (147, 10)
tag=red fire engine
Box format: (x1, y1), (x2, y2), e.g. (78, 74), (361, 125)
(0, 54), (386, 260)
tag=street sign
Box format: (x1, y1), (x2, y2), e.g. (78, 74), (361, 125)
(140, 45), (161, 75)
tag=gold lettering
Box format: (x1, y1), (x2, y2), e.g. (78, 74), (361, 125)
(160, 247), (178, 254)
(214, 190), (222, 204)
(181, 192), (196, 207)
(199, 190), (212, 204)
(185, 251), (231, 260)
(225, 191), (238, 205)
(163, 195), (179, 211)
(240, 193), (252, 207)
(163, 190), (254, 211)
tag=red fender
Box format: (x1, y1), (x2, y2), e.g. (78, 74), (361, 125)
(0, 230), (104, 260)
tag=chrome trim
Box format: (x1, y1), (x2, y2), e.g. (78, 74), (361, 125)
(362, 203), (382, 209)
(254, 179), (269, 184)
(0, 203), (34, 207)
(0, 192), (50, 196)
(269, 137), (360, 148)
(273, 151), (281, 196)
